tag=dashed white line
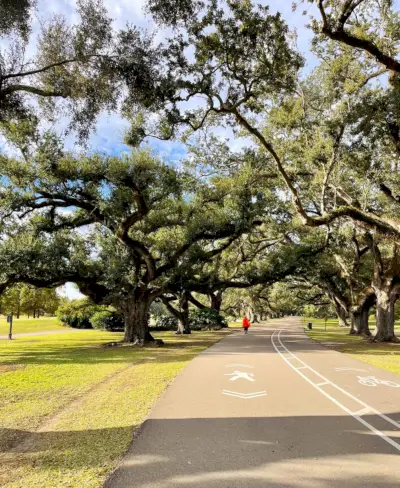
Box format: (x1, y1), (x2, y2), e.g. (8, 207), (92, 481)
(272, 328), (400, 453)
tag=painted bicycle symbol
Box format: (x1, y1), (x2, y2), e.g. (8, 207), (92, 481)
(357, 375), (400, 388)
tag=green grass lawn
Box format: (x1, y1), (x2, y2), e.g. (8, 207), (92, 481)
(304, 317), (400, 376)
(0, 316), (65, 335)
(0, 328), (227, 488)
(228, 321), (243, 328)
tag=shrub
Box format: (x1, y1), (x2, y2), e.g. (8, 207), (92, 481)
(90, 311), (125, 331)
(189, 309), (227, 330)
(56, 299), (100, 329)
(151, 315), (178, 331)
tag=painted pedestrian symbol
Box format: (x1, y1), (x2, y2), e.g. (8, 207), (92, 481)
(224, 370), (255, 382)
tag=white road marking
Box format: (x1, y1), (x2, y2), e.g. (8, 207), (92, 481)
(296, 366), (308, 370)
(222, 390), (267, 399)
(316, 381), (329, 386)
(357, 376), (400, 388)
(224, 371), (255, 382)
(335, 367), (368, 372)
(272, 328), (400, 453)
(354, 407), (372, 416)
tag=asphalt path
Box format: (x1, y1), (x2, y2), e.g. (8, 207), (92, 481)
(106, 317), (400, 488)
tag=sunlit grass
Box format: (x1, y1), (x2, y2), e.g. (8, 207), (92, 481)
(304, 317), (400, 376)
(0, 329), (227, 487)
(0, 316), (65, 335)
(228, 321), (243, 328)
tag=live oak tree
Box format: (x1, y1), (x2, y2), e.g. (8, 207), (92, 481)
(307, 0), (400, 74)
(134, 1), (400, 246)
(365, 233), (400, 341)
(295, 229), (376, 336)
(0, 0), (159, 150)
(0, 140), (266, 343)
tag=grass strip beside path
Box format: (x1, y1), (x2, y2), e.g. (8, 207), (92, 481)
(304, 318), (400, 376)
(0, 316), (65, 335)
(0, 329), (227, 488)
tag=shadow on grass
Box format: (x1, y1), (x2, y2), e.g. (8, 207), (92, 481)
(0, 332), (229, 367)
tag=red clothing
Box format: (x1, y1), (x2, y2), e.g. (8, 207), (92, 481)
(242, 317), (250, 328)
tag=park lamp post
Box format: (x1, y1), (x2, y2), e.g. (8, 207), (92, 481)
(7, 313), (13, 340)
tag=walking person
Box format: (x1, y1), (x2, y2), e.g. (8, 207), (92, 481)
(242, 316), (251, 334)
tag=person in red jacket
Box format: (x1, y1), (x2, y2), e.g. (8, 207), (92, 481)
(242, 316), (251, 334)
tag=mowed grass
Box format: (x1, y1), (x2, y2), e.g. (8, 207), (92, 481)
(0, 328), (227, 488)
(304, 317), (400, 376)
(228, 321), (243, 328)
(0, 316), (65, 335)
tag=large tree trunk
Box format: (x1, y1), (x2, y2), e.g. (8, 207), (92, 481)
(349, 288), (375, 337)
(350, 308), (370, 336)
(374, 287), (398, 342)
(122, 291), (155, 345)
(368, 237), (399, 342)
(333, 300), (349, 327)
(210, 291), (223, 312)
(247, 307), (255, 322)
(176, 293), (191, 335)
(176, 315), (191, 334)
(162, 293), (191, 335)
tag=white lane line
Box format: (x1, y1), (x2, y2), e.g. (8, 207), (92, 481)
(275, 329), (400, 429)
(354, 407), (372, 416)
(316, 381), (329, 386)
(296, 366), (308, 370)
(272, 328), (400, 453)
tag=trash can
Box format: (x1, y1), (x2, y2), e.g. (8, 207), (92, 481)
(307, 322), (312, 330)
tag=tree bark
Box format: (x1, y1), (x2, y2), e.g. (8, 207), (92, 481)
(350, 308), (370, 336)
(374, 287), (398, 342)
(162, 293), (191, 335)
(367, 237), (399, 342)
(348, 287), (375, 336)
(176, 292), (191, 335)
(334, 301), (349, 327)
(188, 293), (207, 310)
(210, 291), (223, 312)
(122, 291), (155, 345)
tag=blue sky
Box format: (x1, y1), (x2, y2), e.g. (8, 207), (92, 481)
(31, 0), (317, 163)
(27, 0), (316, 299)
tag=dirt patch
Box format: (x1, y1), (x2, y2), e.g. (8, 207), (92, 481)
(0, 364), (26, 374)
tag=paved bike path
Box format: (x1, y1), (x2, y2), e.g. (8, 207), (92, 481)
(106, 318), (400, 488)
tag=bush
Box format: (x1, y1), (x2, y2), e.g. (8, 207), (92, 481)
(56, 299), (100, 329)
(189, 309), (227, 330)
(90, 311), (125, 331)
(151, 315), (178, 331)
